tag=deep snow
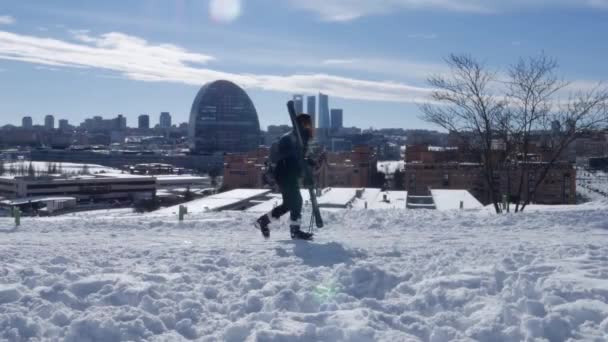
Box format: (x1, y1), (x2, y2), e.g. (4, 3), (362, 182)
(1, 205), (608, 341)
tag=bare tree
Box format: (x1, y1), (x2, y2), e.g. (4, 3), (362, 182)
(519, 87), (608, 211)
(422, 53), (608, 213)
(504, 54), (567, 212)
(420, 54), (506, 213)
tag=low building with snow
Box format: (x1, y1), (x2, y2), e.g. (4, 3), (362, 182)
(0, 174), (156, 202)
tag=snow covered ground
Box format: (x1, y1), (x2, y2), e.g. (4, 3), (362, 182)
(3, 161), (121, 176)
(578, 169), (608, 203)
(1, 205), (608, 341)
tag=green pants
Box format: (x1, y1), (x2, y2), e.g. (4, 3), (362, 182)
(271, 177), (302, 222)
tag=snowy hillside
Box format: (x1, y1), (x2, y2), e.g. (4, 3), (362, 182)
(1, 206), (608, 341)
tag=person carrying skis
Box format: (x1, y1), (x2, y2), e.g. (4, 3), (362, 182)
(255, 113), (315, 240)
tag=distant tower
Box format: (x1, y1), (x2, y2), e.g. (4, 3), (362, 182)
(293, 95), (304, 114)
(44, 115), (55, 130)
(138, 114), (150, 129)
(330, 109), (343, 130)
(22, 116), (33, 129)
(58, 119), (70, 130)
(116, 115), (127, 130)
(160, 112), (172, 129)
(307, 96), (316, 128)
(318, 93), (330, 129)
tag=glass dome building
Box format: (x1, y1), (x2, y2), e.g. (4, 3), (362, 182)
(189, 80), (261, 154)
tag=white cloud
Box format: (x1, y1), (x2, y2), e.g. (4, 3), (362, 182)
(321, 57), (449, 81)
(288, 0), (490, 21)
(289, 0), (608, 21)
(322, 59), (357, 65)
(0, 30), (433, 104)
(35, 65), (59, 71)
(0, 16), (16, 25)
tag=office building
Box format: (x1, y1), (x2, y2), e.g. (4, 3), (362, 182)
(160, 112), (172, 129)
(44, 115), (55, 130)
(189, 80), (261, 154)
(307, 96), (316, 128)
(318, 93), (330, 129)
(138, 114), (150, 129)
(331, 109), (343, 130)
(22, 116), (33, 129)
(0, 173), (156, 202)
(58, 119), (70, 131)
(293, 95), (304, 114)
(117, 115), (127, 130)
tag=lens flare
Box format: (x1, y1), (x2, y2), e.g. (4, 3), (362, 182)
(209, 0), (242, 23)
(313, 281), (339, 303)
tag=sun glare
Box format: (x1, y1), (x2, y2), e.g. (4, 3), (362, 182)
(209, 0), (242, 23)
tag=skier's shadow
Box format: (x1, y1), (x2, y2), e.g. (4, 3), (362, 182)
(0, 227), (18, 234)
(277, 240), (364, 267)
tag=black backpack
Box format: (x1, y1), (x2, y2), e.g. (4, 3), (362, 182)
(263, 139), (281, 187)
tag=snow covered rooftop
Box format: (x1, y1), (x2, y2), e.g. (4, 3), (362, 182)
(245, 188), (411, 212)
(377, 160), (405, 174)
(159, 189), (271, 214)
(431, 189), (483, 210)
(0, 196), (76, 206)
(352, 189), (408, 209)
(155, 175), (210, 182)
(317, 188), (359, 208)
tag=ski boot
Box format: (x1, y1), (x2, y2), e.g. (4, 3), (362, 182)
(290, 220), (313, 241)
(254, 214), (271, 239)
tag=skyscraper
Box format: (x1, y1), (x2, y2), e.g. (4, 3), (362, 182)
(160, 112), (172, 129)
(58, 119), (70, 130)
(318, 93), (330, 129)
(331, 109), (343, 130)
(22, 116), (32, 129)
(139, 114), (150, 129)
(44, 115), (55, 130)
(307, 96), (316, 128)
(293, 95), (304, 114)
(116, 115), (127, 130)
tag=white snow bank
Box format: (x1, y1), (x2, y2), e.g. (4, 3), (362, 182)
(1, 206), (608, 340)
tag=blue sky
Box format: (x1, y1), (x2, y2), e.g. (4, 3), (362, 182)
(0, 0), (607, 130)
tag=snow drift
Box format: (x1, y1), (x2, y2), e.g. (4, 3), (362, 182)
(1, 206), (607, 341)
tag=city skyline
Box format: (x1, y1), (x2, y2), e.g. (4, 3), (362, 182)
(0, 1), (607, 130)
